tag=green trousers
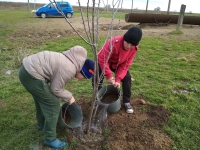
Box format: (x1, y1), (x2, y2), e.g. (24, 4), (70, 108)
(18, 65), (61, 142)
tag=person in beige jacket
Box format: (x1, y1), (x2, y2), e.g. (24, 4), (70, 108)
(18, 46), (94, 149)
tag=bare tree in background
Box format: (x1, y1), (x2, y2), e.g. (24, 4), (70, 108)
(51, 0), (124, 135)
(154, 7), (161, 11)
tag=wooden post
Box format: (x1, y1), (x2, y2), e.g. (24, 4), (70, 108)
(145, 0), (149, 13)
(167, 0), (171, 15)
(131, 0), (133, 13)
(176, 4), (186, 31)
(27, 0), (30, 10)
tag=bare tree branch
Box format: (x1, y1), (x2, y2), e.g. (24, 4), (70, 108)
(49, 0), (124, 135)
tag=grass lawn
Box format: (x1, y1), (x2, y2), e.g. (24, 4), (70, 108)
(0, 9), (200, 150)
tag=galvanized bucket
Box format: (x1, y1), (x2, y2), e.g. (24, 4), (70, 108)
(97, 85), (121, 113)
(57, 102), (83, 128)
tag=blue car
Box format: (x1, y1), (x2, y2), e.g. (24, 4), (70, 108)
(35, 1), (73, 18)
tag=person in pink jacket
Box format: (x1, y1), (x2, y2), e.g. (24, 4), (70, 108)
(96, 27), (142, 114)
(19, 46), (94, 149)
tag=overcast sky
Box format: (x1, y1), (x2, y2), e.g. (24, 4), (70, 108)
(1, 0), (200, 13)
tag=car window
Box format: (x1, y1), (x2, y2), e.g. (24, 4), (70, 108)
(50, 3), (55, 8)
(60, 4), (68, 8)
(43, 4), (48, 7)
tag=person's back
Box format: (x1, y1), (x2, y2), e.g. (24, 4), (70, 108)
(23, 46), (87, 82)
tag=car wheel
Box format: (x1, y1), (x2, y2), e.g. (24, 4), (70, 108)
(41, 13), (46, 18)
(66, 13), (72, 18)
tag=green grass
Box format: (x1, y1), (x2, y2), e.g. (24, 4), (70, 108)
(0, 10), (200, 150)
(169, 30), (183, 34)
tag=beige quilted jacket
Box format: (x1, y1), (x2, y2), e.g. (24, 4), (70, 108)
(23, 46), (87, 102)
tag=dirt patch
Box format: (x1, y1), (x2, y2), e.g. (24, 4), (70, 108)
(5, 16), (199, 52)
(1, 2), (200, 48)
(8, 16), (200, 50)
(1, 0), (198, 50)
(65, 97), (173, 150)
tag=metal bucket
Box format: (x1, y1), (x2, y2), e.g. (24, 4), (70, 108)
(97, 85), (121, 113)
(57, 102), (83, 128)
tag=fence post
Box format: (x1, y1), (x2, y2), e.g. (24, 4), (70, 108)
(176, 4), (186, 31)
(167, 0), (171, 15)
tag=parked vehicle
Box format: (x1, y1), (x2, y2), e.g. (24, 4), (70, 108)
(34, 1), (73, 18)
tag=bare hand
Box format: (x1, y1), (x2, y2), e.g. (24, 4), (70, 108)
(68, 96), (75, 105)
(107, 77), (115, 85)
(114, 82), (120, 88)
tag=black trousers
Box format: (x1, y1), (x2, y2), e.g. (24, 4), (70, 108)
(92, 65), (131, 103)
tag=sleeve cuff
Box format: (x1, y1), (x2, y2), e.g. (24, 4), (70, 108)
(106, 74), (113, 80)
(115, 79), (121, 83)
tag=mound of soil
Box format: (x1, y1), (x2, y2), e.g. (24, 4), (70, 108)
(65, 97), (173, 150)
